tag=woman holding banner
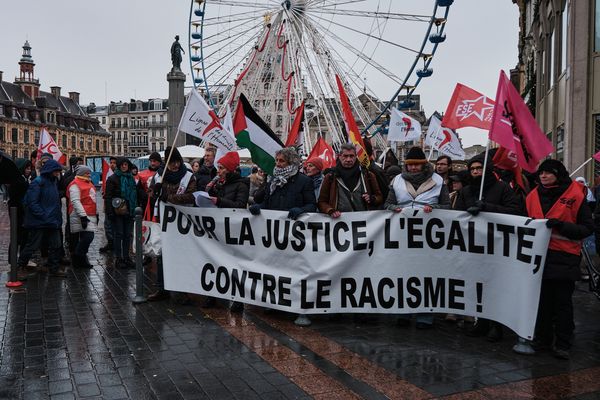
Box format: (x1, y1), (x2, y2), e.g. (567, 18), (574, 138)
(454, 153), (523, 342)
(249, 147), (316, 326)
(147, 147), (197, 303)
(384, 146), (450, 329)
(526, 159), (593, 359)
(206, 151), (249, 311)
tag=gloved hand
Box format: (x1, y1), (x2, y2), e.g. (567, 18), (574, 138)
(287, 207), (303, 220)
(249, 204), (261, 215)
(467, 200), (485, 216)
(80, 216), (90, 230)
(152, 183), (162, 199)
(546, 218), (563, 229)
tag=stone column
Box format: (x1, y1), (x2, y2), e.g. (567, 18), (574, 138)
(167, 69), (186, 148)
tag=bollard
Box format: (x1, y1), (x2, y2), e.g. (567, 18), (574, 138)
(132, 207), (146, 304)
(6, 207), (23, 288)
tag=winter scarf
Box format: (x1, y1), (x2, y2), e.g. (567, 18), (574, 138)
(115, 169), (137, 215)
(163, 163), (188, 185)
(335, 162), (361, 190)
(269, 164), (298, 194)
(402, 163), (434, 190)
(311, 174), (323, 193)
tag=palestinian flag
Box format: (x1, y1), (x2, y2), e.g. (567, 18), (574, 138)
(234, 94), (284, 174)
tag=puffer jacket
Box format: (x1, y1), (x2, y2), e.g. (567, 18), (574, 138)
(23, 159), (63, 229)
(68, 178), (98, 233)
(208, 173), (249, 209)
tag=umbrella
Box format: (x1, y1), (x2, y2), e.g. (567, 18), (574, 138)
(0, 151), (21, 184)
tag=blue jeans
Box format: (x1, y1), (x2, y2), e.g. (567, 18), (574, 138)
(18, 228), (61, 271)
(112, 216), (132, 259)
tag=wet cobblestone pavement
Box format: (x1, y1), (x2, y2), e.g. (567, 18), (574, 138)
(1, 202), (600, 399)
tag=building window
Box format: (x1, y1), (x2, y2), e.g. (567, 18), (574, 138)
(595, 115), (600, 176)
(548, 27), (555, 87)
(556, 126), (564, 162)
(95, 139), (100, 152)
(24, 129), (29, 144)
(71, 136), (76, 149)
(596, 0), (600, 52)
(34, 130), (39, 143)
(62, 134), (67, 148)
(103, 140), (107, 153)
(0, 127), (4, 141)
(561, 2), (569, 73)
(12, 150), (17, 159)
(12, 128), (18, 143)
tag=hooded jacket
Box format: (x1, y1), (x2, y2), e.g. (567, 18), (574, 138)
(8, 159), (32, 220)
(23, 159), (63, 229)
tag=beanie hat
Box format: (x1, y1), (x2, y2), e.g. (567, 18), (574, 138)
(217, 151), (240, 172)
(165, 147), (184, 165)
(537, 159), (562, 176)
(449, 170), (470, 185)
(75, 165), (92, 176)
(149, 152), (162, 163)
(404, 147), (427, 165)
(41, 152), (53, 161)
(305, 157), (324, 172)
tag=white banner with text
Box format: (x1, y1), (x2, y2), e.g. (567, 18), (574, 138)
(160, 204), (551, 338)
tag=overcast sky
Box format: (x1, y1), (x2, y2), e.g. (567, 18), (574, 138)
(0, 1), (519, 147)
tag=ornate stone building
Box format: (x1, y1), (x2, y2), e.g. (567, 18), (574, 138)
(100, 98), (168, 158)
(0, 41), (110, 160)
(512, 0), (600, 177)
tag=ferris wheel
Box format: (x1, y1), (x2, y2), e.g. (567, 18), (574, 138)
(188, 0), (452, 153)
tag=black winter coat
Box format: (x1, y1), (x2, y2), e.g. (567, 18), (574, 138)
(194, 164), (217, 191)
(104, 174), (145, 219)
(453, 178), (524, 215)
(259, 172), (316, 213)
(208, 173), (249, 209)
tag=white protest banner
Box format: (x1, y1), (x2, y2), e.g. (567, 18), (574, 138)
(179, 90), (236, 151)
(160, 205), (550, 339)
(425, 116), (465, 160)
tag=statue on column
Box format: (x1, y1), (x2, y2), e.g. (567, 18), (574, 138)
(171, 35), (185, 71)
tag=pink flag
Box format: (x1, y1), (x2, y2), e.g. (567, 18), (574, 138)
(489, 71), (554, 173)
(593, 151), (600, 162)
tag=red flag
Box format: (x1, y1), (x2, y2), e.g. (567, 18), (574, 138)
(442, 83), (495, 130)
(593, 151), (600, 162)
(307, 137), (335, 169)
(285, 101), (305, 149)
(489, 71), (554, 173)
(335, 75), (370, 168)
(101, 159), (114, 194)
(492, 146), (526, 192)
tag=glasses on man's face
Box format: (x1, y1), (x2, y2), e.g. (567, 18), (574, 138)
(470, 166), (483, 172)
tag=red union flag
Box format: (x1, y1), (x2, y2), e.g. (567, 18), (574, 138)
(37, 127), (66, 165)
(307, 137), (335, 169)
(492, 146), (526, 191)
(489, 71), (554, 173)
(442, 83), (495, 130)
(335, 74), (370, 168)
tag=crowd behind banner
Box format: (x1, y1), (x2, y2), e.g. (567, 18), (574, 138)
(3, 139), (598, 361)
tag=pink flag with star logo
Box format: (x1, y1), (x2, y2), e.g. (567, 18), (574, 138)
(489, 70), (553, 173)
(442, 83), (495, 130)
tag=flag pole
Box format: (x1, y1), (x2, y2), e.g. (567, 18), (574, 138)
(478, 140), (491, 201)
(382, 145), (389, 168)
(569, 157), (593, 177)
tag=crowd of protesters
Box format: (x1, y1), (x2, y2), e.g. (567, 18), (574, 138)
(3, 140), (598, 361)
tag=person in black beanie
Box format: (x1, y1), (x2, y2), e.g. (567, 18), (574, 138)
(527, 159), (593, 359)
